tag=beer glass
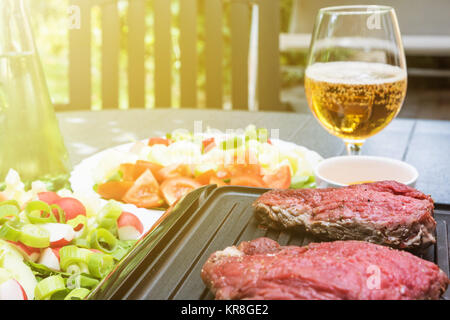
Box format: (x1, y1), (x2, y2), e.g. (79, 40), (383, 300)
(305, 5), (407, 155)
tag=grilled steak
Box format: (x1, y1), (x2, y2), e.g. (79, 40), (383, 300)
(201, 238), (449, 300)
(253, 181), (435, 250)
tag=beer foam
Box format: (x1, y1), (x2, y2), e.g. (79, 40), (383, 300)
(305, 61), (406, 85)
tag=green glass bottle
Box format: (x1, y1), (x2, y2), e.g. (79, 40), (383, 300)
(0, 0), (71, 188)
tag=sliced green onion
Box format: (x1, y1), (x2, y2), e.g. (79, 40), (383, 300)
(79, 262), (89, 274)
(67, 262), (89, 275)
(0, 203), (20, 224)
(78, 275), (99, 289)
(290, 175), (316, 189)
(59, 245), (92, 271)
(290, 175), (310, 189)
(67, 274), (99, 290)
(67, 215), (88, 237)
(65, 273), (80, 290)
(0, 201), (20, 224)
(110, 245), (128, 261)
(19, 224), (50, 248)
(0, 221), (22, 242)
(88, 253), (114, 278)
(64, 288), (90, 300)
(0, 200), (20, 210)
(96, 201), (122, 234)
(50, 289), (71, 300)
(34, 275), (66, 300)
(106, 170), (123, 182)
(89, 228), (117, 254)
(99, 201), (122, 220)
(25, 200), (57, 224)
(97, 217), (117, 233)
(302, 181), (316, 189)
(257, 128), (269, 143)
(66, 264), (81, 275)
(110, 240), (136, 261)
(220, 137), (244, 150)
(50, 204), (65, 223)
(244, 130), (257, 141)
(73, 237), (90, 248)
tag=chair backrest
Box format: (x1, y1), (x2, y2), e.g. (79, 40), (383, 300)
(65, 0), (281, 111)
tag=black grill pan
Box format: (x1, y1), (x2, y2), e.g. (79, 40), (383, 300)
(86, 185), (216, 300)
(109, 186), (450, 300)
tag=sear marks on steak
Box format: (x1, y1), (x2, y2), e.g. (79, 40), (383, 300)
(201, 238), (449, 300)
(252, 181), (436, 250)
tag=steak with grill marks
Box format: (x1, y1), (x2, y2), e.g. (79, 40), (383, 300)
(201, 238), (449, 300)
(252, 181), (436, 250)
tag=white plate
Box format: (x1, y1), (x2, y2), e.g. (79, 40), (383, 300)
(70, 141), (166, 235)
(70, 138), (323, 234)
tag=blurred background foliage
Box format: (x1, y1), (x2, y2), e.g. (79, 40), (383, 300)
(27, 0), (304, 110)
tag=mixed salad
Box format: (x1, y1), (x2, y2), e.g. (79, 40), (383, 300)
(0, 170), (146, 300)
(92, 125), (323, 209)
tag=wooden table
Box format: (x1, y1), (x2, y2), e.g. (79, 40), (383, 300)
(56, 109), (450, 204)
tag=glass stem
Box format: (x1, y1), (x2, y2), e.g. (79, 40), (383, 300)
(344, 140), (365, 155)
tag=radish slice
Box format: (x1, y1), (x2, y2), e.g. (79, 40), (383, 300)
(40, 223), (75, 248)
(38, 248), (61, 271)
(37, 192), (61, 205)
(54, 197), (86, 221)
(7, 241), (40, 262)
(117, 212), (144, 241)
(0, 279), (28, 300)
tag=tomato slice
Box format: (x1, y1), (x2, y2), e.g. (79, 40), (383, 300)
(148, 137), (171, 146)
(97, 181), (133, 201)
(229, 175), (266, 188)
(216, 169), (230, 179)
(120, 161), (164, 182)
(122, 170), (163, 208)
(227, 162), (261, 177)
(119, 163), (136, 181)
(227, 150), (261, 176)
(134, 160), (164, 179)
(202, 138), (216, 153)
(203, 141), (216, 153)
(202, 137), (215, 148)
(262, 165), (291, 189)
(160, 177), (202, 206)
(195, 169), (216, 185)
(155, 164), (191, 182)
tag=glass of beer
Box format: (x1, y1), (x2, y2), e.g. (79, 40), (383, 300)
(304, 5), (407, 155)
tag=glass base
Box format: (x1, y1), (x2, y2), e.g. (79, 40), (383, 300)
(344, 140), (365, 155)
